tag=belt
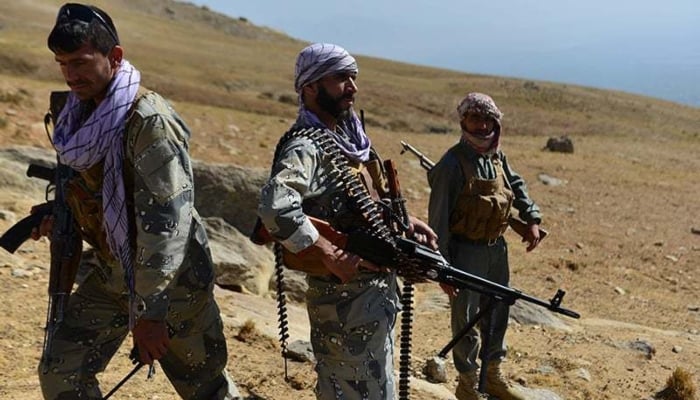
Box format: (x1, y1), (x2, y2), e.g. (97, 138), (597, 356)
(454, 235), (503, 247)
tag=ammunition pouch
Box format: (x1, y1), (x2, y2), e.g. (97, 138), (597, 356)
(449, 149), (513, 241)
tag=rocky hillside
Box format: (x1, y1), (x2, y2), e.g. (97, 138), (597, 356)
(0, 1), (698, 399)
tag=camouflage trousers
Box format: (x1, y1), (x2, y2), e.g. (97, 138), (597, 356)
(38, 254), (241, 400)
(448, 236), (510, 373)
(306, 271), (399, 400)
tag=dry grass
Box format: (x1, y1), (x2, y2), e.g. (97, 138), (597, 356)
(0, 2), (698, 400)
(656, 368), (697, 400)
(1, 0), (698, 141)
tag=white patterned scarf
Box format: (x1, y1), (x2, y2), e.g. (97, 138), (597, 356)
(457, 92), (503, 155)
(53, 59), (140, 326)
(294, 43), (371, 162)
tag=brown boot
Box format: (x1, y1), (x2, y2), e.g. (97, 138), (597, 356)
(455, 371), (488, 400)
(485, 361), (527, 400)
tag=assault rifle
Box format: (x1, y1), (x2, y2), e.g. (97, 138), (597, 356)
(0, 161), (82, 374)
(399, 140), (548, 241)
(0, 91), (83, 373)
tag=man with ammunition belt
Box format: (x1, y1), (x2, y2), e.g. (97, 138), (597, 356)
(257, 43), (436, 400)
(34, 3), (240, 399)
(428, 93), (542, 400)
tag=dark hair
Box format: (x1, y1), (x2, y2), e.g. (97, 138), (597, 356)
(47, 3), (119, 55)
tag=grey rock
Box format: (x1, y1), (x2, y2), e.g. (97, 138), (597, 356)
(203, 217), (274, 295)
(423, 356), (448, 383)
(537, 173), (565, 186)
(510, 301), (571, 331)
(0, 146), (56, 195)
(192, 161), (268, 236)
(285, 339), (315, 363)
(269, 267), (309, 304)
(628, 339), (656, 359)
(544, 136), (574, 153)
(0, 209), (16, 222)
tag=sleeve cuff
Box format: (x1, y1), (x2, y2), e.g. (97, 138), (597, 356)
(138, 292), (170, 320)
(280, 217), (319, 253)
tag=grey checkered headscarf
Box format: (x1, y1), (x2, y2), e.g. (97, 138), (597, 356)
(294, 43), (370, 162)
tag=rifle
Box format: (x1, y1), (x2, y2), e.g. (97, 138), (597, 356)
(23, 91), (84, 374)
(399, 140), (548, 241)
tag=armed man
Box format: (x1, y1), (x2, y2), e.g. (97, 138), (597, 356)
(32, 3), (241, 399)
(257, 43), (437, 400)
(428, 93), (542, 400)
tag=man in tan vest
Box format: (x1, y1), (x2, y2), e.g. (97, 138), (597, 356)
(428, 93), (542, 400)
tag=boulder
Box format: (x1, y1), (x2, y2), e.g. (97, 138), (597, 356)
(544, 136), (574, 153)
(192, 160), (268, 235)
(203, 217), (274, 295)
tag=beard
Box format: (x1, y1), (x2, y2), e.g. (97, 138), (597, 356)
(317, 85), (353, 120)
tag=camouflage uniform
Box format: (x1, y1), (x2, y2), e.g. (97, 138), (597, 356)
(259, 132), (399, 400)
(38, 92), (241, 400)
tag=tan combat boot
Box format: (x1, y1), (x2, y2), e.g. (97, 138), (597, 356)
(455, 370), (488, 400)
(485, 360), (527, 400)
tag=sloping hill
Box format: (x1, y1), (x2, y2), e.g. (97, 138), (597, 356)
(1, 0), (699, 139)
(0, 1), (698, 400)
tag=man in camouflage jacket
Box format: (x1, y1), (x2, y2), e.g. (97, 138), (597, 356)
(34, 4), (240, 399)
(258, 43), (436, 400)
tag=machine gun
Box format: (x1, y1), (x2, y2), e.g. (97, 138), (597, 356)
(399, 140), (548, 241)
(253, 215), (578, 320)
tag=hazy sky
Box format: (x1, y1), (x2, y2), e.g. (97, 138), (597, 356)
(189, 0), (700, 106)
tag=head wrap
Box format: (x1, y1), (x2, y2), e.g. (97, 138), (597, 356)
(294, 43), (359, 93)
(457, 92), (503, 121)
(457, 92), (503, 154)
(293, 43), (370, 162)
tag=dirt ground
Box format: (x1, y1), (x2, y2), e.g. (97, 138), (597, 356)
(0, 94), (698, 399)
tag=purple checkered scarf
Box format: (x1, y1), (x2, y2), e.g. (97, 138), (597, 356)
(294, 43), (371, 162)
(53, 60), (140, 326)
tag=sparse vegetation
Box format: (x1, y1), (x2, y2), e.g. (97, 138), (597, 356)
(0, 1), (698, 400)
(656, 368), (697, 400)
(0, 90), (24, 105)
(234, 319), (259, 342)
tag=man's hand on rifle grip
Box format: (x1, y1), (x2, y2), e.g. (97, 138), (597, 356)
(303, 235), (382, 283)
(407, 215), (438, 250)
(523, 223), (541, 252)
(30, 206), (54, 240)
(132, 319), (170, 366)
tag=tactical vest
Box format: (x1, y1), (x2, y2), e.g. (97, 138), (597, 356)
(448, 144), (514, 242)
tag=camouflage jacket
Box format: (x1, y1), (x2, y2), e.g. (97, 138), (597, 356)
(66, 91), (210, 320)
